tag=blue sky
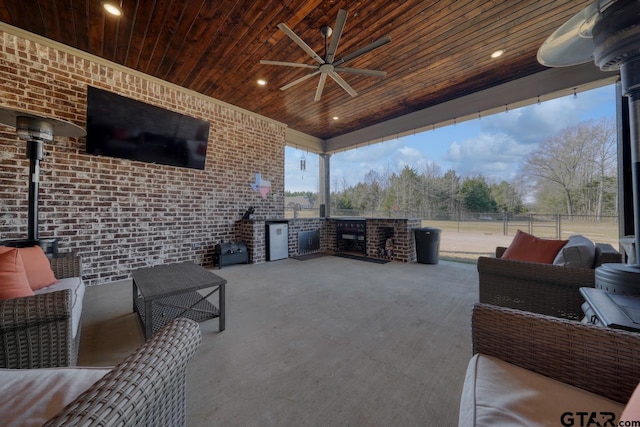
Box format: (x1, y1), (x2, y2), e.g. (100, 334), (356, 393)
(285, 84), (616, 193)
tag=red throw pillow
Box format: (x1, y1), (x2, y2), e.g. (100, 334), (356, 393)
(0, 248), (35, 300)
(501, 230), (568, 264)
(0, 245), (56, 290)
(19, 246), (57, 290)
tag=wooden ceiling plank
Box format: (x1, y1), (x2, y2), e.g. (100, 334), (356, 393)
(186, 0), (281, 94)
(0, 0), (601, 140)
(143, 0), (193, 76)
(5, 0), (44, 36)
(113, 0), (140, 66)
(101, 4), (122, 62)
(196, 1), (289, 93)
(37, 0), (64, 43)
(0, 3), (10, 23)
(234, 0), (418, 104)
(124, 0), (156, 70)
(251, 1), (484, 123)
(136, 0), (174, 74)
(69, 0), (90, 53)
(154, 0), (207, 79)
(205, 0), (338, 98)
(88, 0), (105, 58)
(214, 0), (348, 93)
(308, 0), (588, 107)
(172, 0), (241, 87)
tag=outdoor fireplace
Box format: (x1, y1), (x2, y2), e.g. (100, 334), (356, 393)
(335, 218), (366, 255)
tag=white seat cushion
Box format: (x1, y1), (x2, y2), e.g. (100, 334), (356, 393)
(459, 354), (625, 426)
(34, 277), (85, 338)
(0, 367), (110, 426)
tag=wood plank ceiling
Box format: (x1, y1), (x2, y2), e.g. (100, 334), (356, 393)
(0, 0), (595, 142)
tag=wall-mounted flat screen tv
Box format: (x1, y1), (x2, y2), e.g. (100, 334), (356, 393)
(86, 86), (210, 170)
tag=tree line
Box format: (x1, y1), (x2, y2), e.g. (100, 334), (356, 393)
(286, 118), (618, 219)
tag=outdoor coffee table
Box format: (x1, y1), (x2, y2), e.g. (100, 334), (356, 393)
(132, 261), (226, 339)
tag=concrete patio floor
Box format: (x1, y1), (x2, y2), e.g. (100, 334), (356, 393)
(79, 255), (479, 426)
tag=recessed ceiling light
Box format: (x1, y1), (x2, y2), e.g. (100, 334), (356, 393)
(332, 116), (339, 121)
(102, 2), (123, 17)
(257, 79), (267, 86)
(491, 49), (505, 59)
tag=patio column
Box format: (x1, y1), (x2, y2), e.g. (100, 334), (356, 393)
(319, 153), (330, 217)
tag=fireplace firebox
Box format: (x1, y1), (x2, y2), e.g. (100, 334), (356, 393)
(335, 218), (366, 255)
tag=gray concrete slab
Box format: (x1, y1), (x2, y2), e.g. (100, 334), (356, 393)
(79, 256), (478, 426)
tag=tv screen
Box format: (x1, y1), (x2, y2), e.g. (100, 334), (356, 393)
(86, 86), (210, 170)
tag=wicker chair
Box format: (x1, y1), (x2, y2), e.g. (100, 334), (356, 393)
(477, 243), (622, 320)
(470, 303), (640, 405)
(43, 317), (202, 426)
(0, 253), (82, 368)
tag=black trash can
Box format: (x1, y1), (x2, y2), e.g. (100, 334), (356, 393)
(415, 227), (441, 264)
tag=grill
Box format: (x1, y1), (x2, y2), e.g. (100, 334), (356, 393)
(335, 218), (366, 255)
(215, 242), (248, 268)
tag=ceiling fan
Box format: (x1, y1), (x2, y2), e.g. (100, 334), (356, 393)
(260, 9), (391, 101)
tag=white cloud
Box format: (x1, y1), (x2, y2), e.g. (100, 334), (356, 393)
(331, 140), (433, 187)
(285, 85), (616, 191)
(481, 88), (613, 145)
(444, 132), (535, 180)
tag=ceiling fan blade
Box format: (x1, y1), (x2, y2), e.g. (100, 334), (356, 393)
(334, 35), (391, 66)
(280, 70), (321, 91)
(314, 73), (328, 101)
(328, 71), (357, 97)
(260, 60), (317, 69)
(326, 9), (348, 64)
(334, 67), (387, 77)
(277, 23), (325, 64)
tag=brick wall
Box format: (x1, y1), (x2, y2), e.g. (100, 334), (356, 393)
(287, 218), (324, 256)
(366, 218), (420, 262)
(0, 31), (286, 285)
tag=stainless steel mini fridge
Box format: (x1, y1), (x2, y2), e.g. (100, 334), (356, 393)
(267, 222), (288, 261)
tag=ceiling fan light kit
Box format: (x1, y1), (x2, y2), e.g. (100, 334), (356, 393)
(261, 9), (390, 101)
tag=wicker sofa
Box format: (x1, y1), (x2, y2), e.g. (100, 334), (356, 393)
(459, 303), (640, 426)
(0, 318), (202, 426)
(0, 253), (84, 368)
(477, 243), (621, 320)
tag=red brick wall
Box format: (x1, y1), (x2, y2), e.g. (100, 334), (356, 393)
(0, 31), (286, 285)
